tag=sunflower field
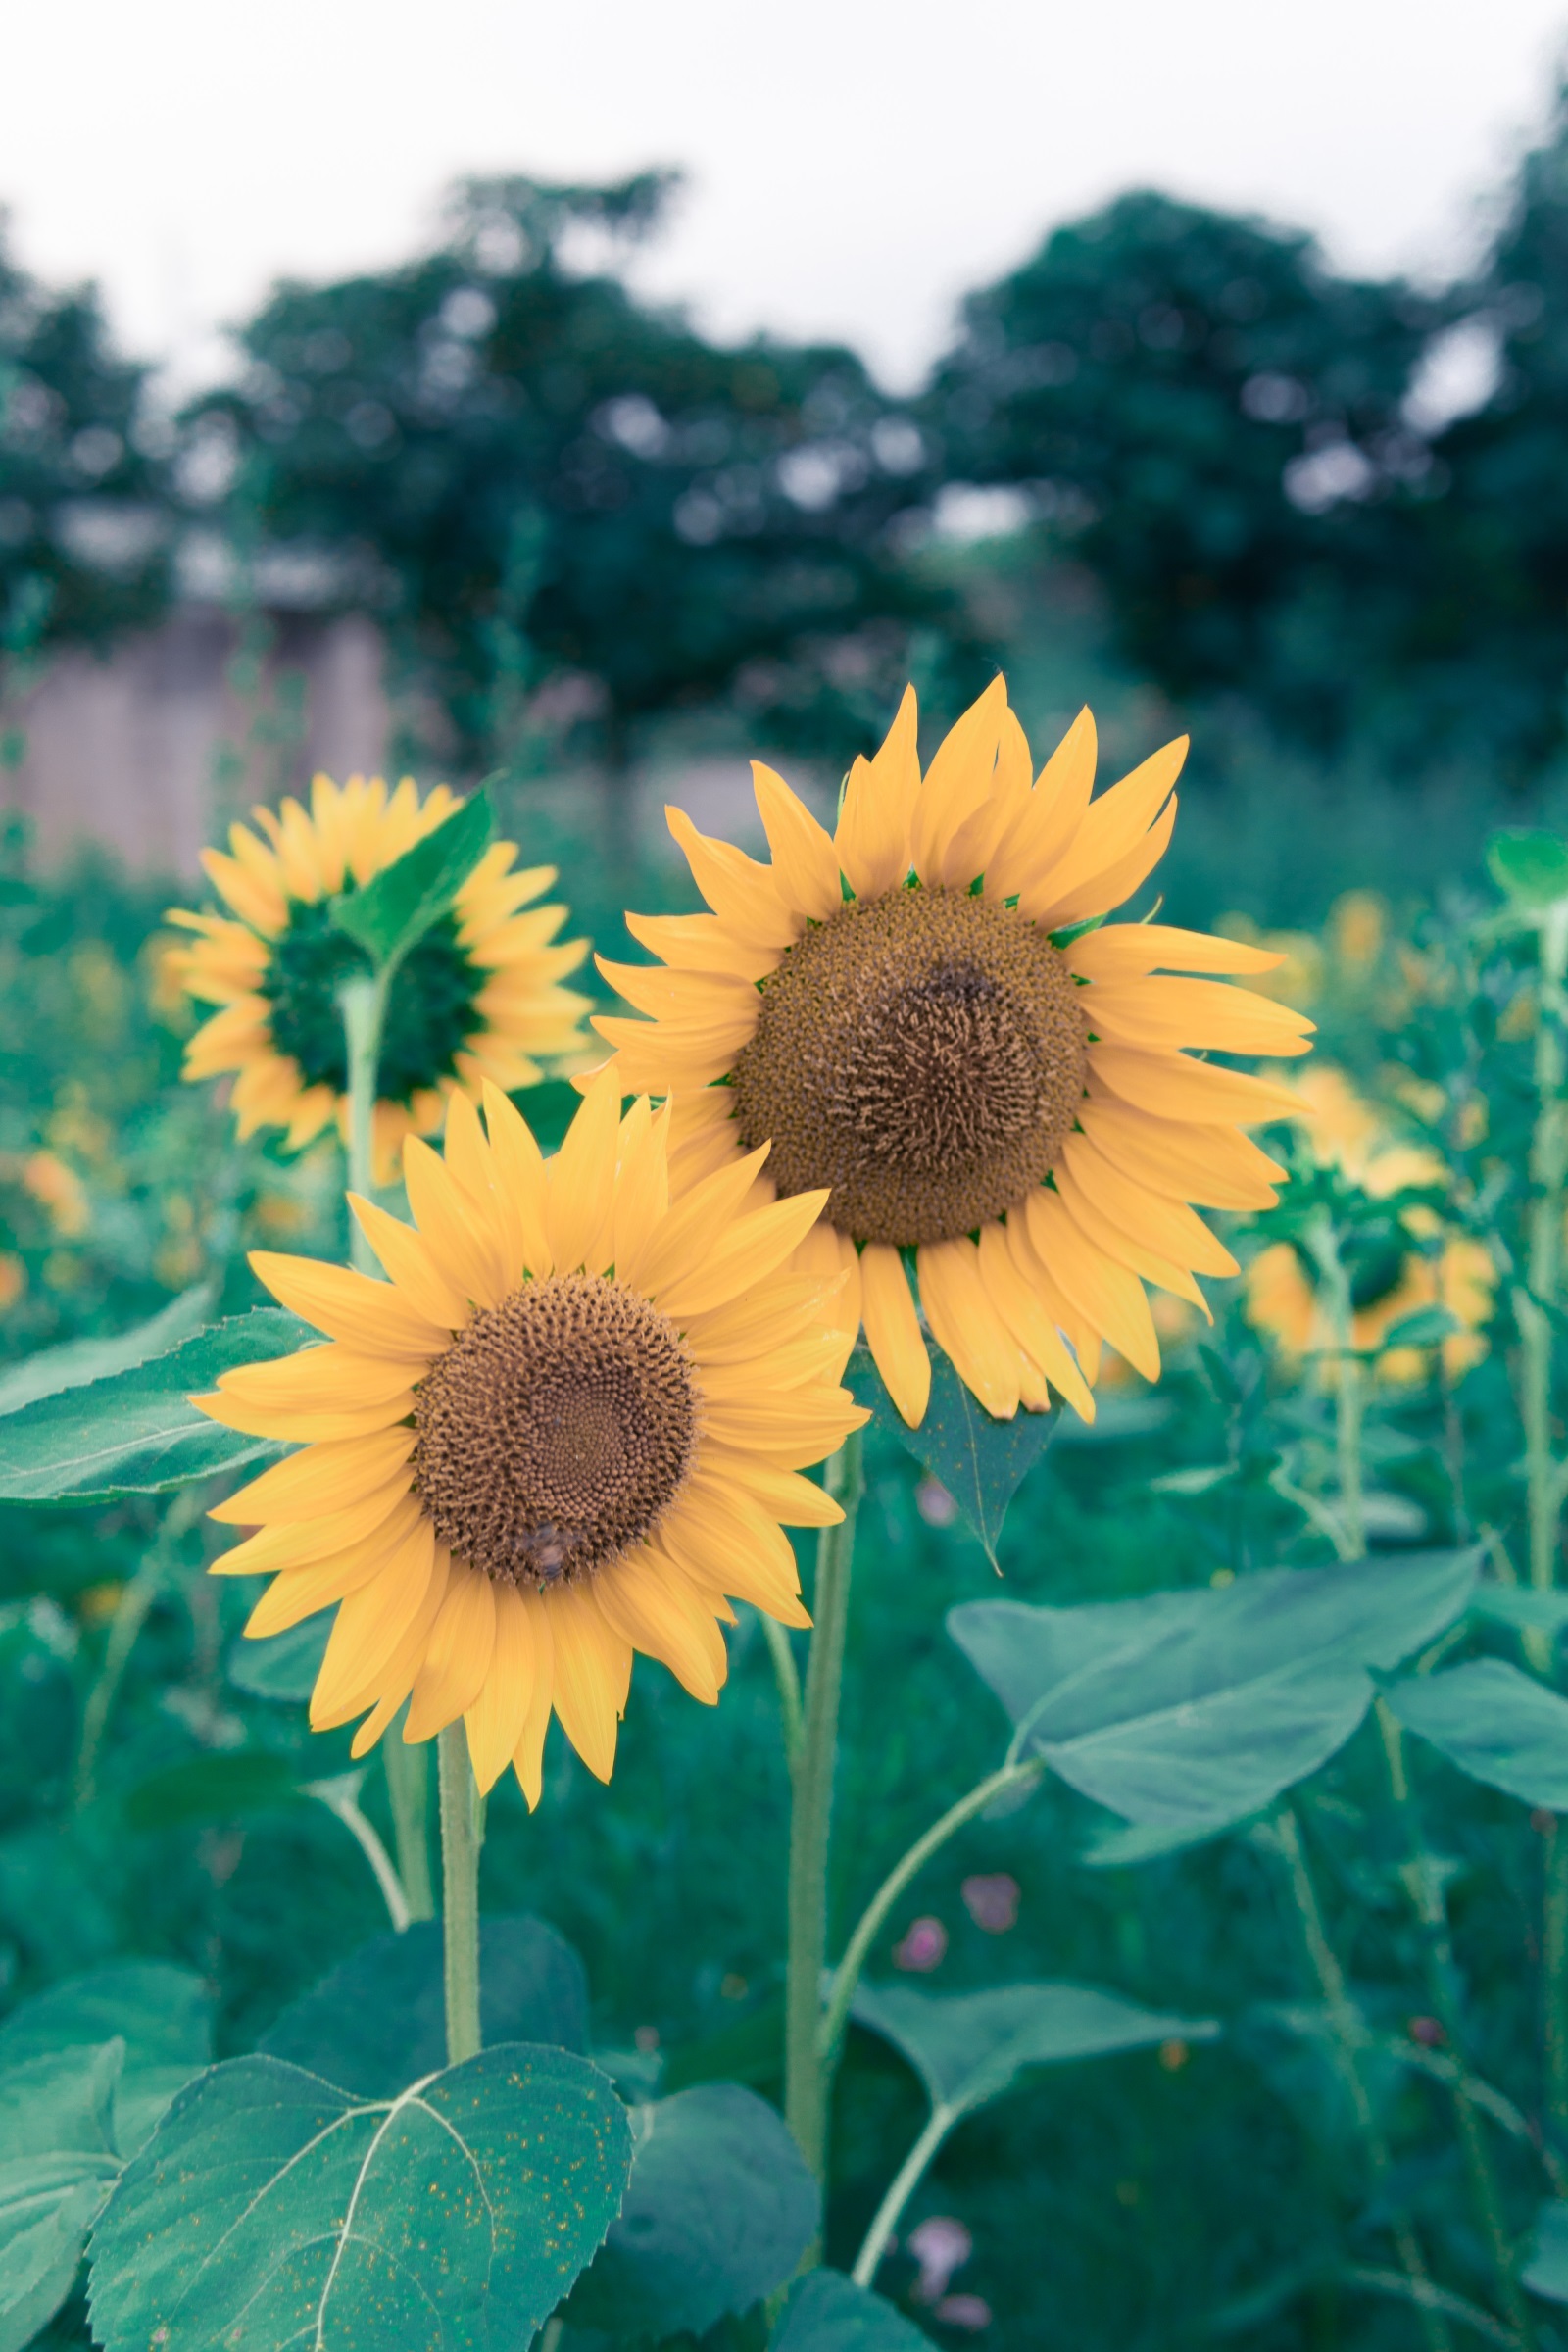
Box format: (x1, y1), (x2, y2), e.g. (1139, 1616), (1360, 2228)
(4, 666), (1568, 2352)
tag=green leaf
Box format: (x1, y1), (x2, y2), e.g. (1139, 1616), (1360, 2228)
(847, 1341), (1054, 1565)
(0, 1962), (212, 2155)
(122, 1749), (299, 1832)
(0, 1309), (309, 1504)
(771, 2271), (934, 2349)
(227, 1616), (330, 1703)
(1487, 828), (1568, 912)
(1385, 1659), (1568, 1809)
(950, 1547), (1477, 1831)
(1524, 2201), (1568, 2301)
(0, 2044), (124, 2352)
(1080, 1815), (1243, 1869)
(1379, 1304), (1458, 1351)
(260, 1917), (589, 2095)
(329, 789), (493, 970)
(0, 2177), (108, 2352)
(851, 1980), (1216, 2119)
(568, 2084), (818, 2339)
(87, 2045), (632, 2352)
(0, 1285), (214, 1418)
(1469, 1586), (1568, 1637)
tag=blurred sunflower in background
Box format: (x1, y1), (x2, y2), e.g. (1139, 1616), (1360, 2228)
(196, 1071), (865, 1800)
(596, 678), (1311, 1428)
(1245, 1064), (1496, 1382)
(167, 774), (591, 1182)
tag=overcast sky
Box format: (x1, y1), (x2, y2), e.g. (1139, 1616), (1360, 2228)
(2, 0), (1564, 391)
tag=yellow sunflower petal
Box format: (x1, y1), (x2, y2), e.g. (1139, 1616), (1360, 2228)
(1069, 925), (1286, 982)
(752, 762), (844, 922)
(210, 1428), (416, 1525)
(1058, 1132), (1238, 1278)
(911, 676), (1008, 883)
(595, 1550), (726, 1702)
(987, 706), (1098, 902)
(462, 1584), (538, 1795)
(859, 1242), (932, 1427)
(405, 1566), (498, 1741)
(835, 685), (920, 899)
(349, 1195), (471, 1329)
(309, 1515), (439, 1724)
(546, 1582), (627, 1783)
(1052, 1164), (1213, 1316)
(665, 808), (800, 948)
(1085, 976), (1314, 1057)
(917, 1237), (1022, 1420)
(481, 1081), (553, 1279)
(1077, 1098), (1284, 1211)
(1022, 1190), (1160, 1381)
(975, 1220), (1095, 1421)
(546, 1064), (624, 1273)
(511, 1590), (557, 1808)
(1088, 1047), (1305, 1127)
(403, 1139), (507, 1308)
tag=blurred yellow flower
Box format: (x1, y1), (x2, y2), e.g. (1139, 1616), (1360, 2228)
(1269, 1064), (1446, 1200)
(1330, 891), (1386, 969)
(21, 1152), (89, 1238)
(0, 1254), (25, 1312)
(1247, 1233), (1495, 1385)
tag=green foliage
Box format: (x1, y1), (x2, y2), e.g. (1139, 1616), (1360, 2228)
(329, 789), (494, 971)
(0, 229), (169, 662)
(851, 1982), (1216, 2119)
(770, 2272), (932, 2349)
(846, 1341), (1055, 1565)
(260, 1919), (589, 2095)
(87, 2045), (631, 2352)
(0, 1308), (306, 1502)
(1385, 1657), (1568, 1808)
(949, 1546), (1478, 1831)
(568, 2084), (819, 2339)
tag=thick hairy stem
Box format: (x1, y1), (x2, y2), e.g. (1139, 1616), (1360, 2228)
(1272, 1807), (1452, 2352)
(437, 1723), (483, 2067)
(784, 1430), (863, 2195)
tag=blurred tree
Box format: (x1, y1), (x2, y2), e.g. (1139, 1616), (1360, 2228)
(922, 192), (1442, 752)
(201, 175), (962, 768)
(0, 220), (170, 664)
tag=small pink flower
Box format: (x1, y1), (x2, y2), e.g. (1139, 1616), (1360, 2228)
(893, 1916), (948, 1972)
(906, 2215), (971, 2302)
(935, 2294), (993, 2330)
(960, 1873), (1020, 1934)
(915, 1478), (959, 1527)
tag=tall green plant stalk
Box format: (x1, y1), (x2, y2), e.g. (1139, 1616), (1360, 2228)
(1514, 906), (1568, 2145)
(784, 1428), (864, 2193)
(1376, 1705), (1536, 2346)
(340, 973), (435, 1926)
(1315, 1221), (1529, 2341)
(1270, 1808), (1452, 2352)
(437, 1724), (483, 2066)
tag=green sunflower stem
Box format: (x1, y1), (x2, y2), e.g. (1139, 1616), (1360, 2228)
(339, 970), (435, 1926)
(1520, 902), (1568, 1661)
(784, 1428), (864, 2199)
(437, 1722), (484, 2067)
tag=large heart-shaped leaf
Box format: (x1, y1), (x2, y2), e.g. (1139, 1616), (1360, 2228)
(0, 1310), (309, 1503)
(771, 2270), (933, 2348)
(1385, 1659), (1568, 1809)
(260, 1917), (590, 2096)
(851, 1981), (1216, 2119)
(568, 2084), (819, 2340)
(950, 1548), (1477, 1831)
(330, 790), (493, 971)
(848, 1342), (1054, 1565)
(0, 1285), (214, 1418)
(87, 2044), (631, 2352)
(0, 2042), (126, 2352)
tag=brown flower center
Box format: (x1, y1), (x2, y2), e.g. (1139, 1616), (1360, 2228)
(413, 1274), (697, 1588)
(730, 886), (1090, 1247)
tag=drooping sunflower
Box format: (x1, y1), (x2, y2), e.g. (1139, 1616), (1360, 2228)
(594, 678), (1313, 1428)
(167, 773), (591, 1183)
(197, 1071), (866, 1800)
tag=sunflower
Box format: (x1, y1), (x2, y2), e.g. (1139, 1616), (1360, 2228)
(196, 1070), (866, 1800)
(167, 774), (591, 1183)
(593, 679), (1312, 1428)
(1245, 1064), (1495, 1384)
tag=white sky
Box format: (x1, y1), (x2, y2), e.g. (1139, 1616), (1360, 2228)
(1, 0), (1564, 392)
